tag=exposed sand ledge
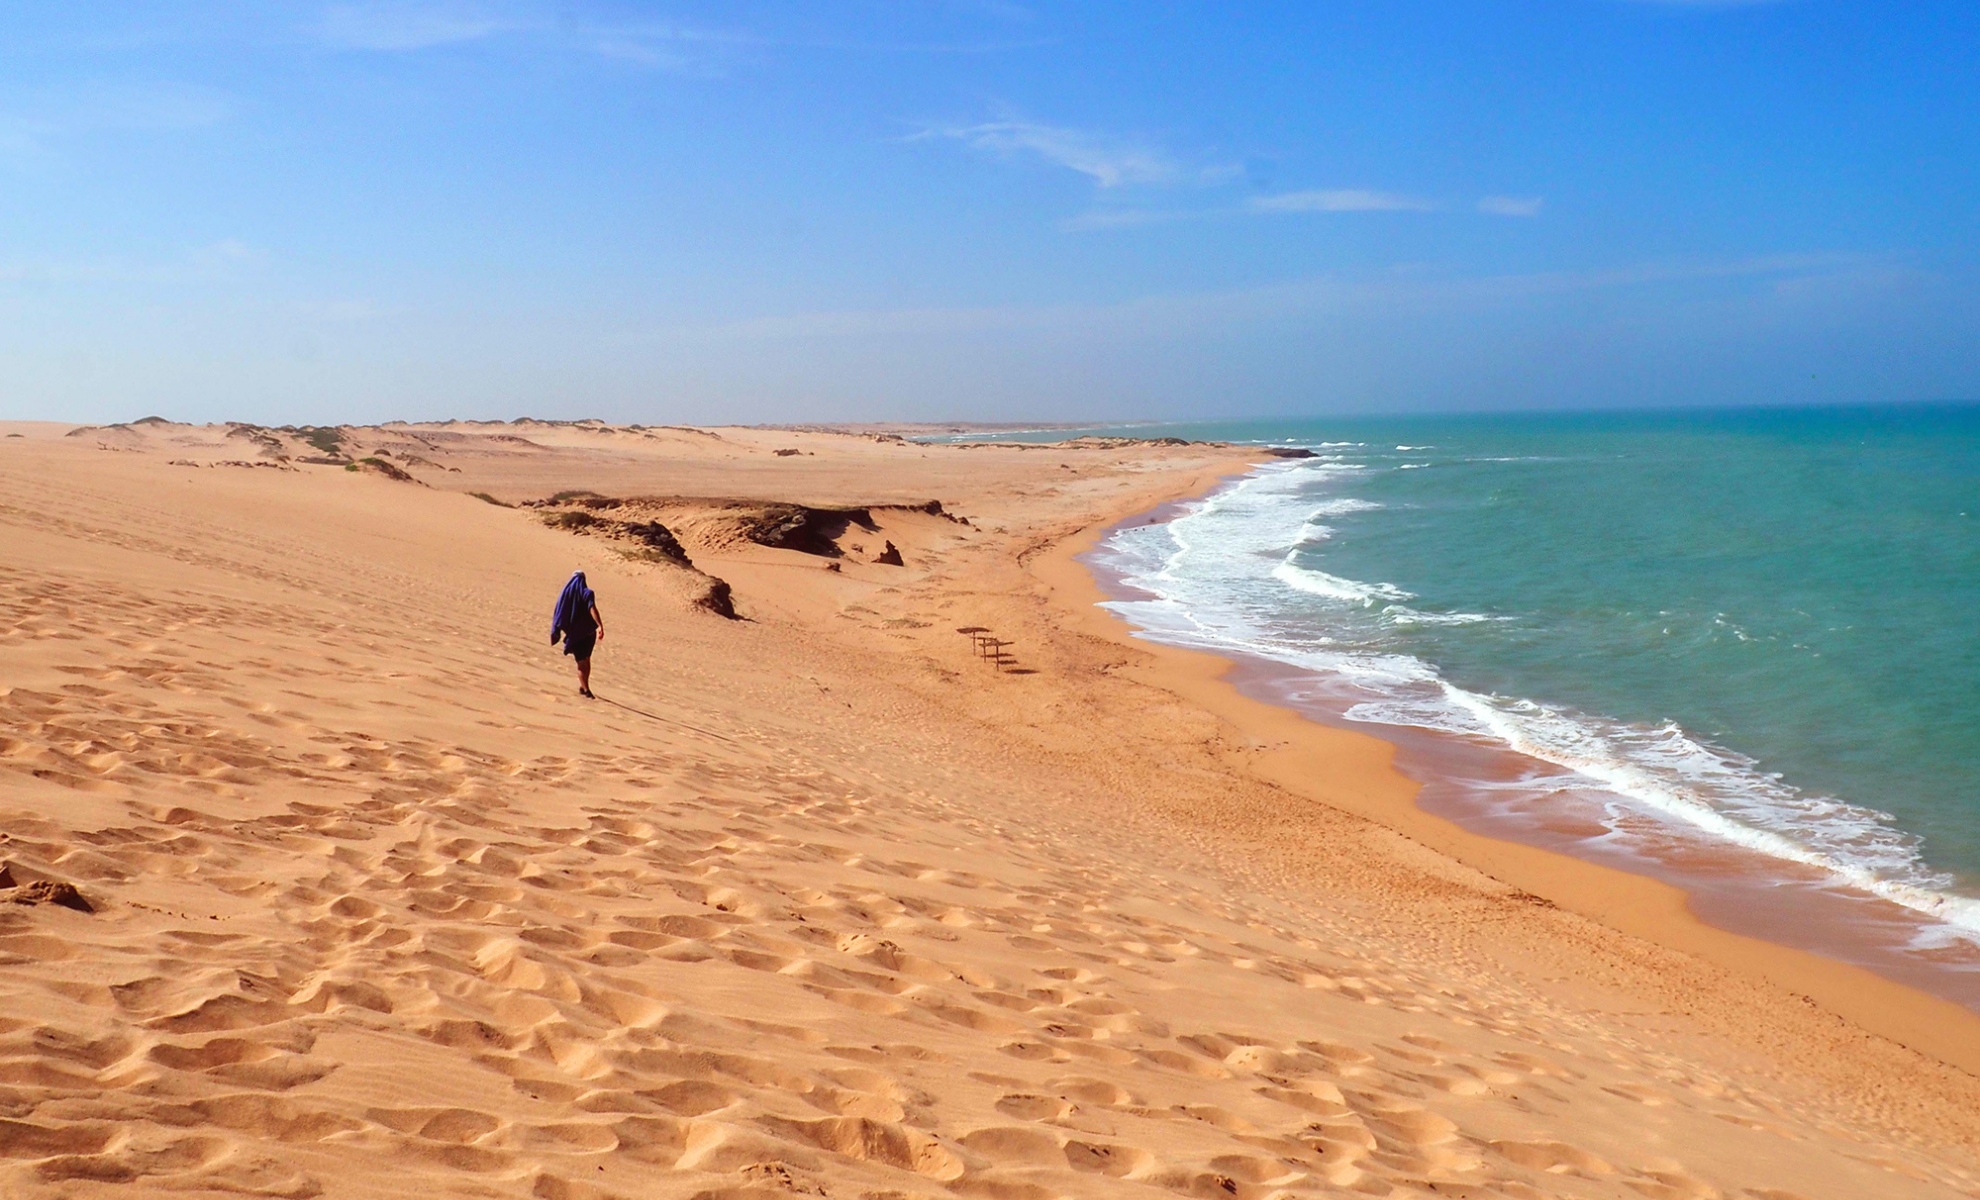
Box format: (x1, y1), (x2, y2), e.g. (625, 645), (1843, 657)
(1032, 472), (1980, 1079)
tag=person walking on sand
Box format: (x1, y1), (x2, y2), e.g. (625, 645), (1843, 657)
(550, 570), (604, 698)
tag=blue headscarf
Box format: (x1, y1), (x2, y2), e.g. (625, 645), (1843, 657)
(551, 571), (594, 644)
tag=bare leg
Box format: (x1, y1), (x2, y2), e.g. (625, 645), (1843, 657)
(578, 656), (593, 697)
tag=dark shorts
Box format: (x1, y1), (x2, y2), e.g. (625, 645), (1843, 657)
(563, 630), (596, 660)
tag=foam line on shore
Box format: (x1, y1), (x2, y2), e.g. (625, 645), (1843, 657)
(1096, 461), (1980, 955)
(1044, 464), (1980, 1075)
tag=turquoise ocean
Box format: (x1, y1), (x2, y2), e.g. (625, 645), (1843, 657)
(951, 405), (1980, 994)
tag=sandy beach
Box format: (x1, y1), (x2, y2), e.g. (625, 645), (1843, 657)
(4, 417), (1980, 1200)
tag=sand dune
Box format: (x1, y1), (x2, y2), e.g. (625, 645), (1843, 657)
(2, 421), (1978, 1199)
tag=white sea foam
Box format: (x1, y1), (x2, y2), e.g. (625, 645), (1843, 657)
(1295, 499), (1383, 545)
(1383, 606), (1501, 626)
(1273, 561), (1415, 605)
(1307, 498), (1384, 517)
(1348, 684), (1980, 939)
(1096, 458), (1980, 948)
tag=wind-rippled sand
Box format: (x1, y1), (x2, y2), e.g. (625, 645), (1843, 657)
(2, 420), (1978, 1199)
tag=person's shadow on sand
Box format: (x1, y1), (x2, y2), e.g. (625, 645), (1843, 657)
(593, 695), (737, 745)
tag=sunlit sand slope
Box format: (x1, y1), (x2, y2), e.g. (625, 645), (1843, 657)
(1, 425), (1977, 1200)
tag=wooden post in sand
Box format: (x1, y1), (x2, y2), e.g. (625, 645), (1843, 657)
(982, 638), (1012, 671)
(957, 627), (1013, 670)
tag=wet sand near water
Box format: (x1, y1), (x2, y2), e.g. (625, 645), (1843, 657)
(1229, 647), (1980, 1010)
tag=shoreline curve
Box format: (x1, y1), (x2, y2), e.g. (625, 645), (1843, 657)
(1031, 458), (1980, 1079)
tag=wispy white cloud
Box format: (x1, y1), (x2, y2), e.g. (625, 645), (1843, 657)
(300, 298), (408, 322)
(592, 35), (692, 69)
(943, 0), (1037, 19)
(315, 3), (529, 51)
(199, 238), (261, 265)
(1477, 195), (1544, 217)
(1062, 188), (1546, 230)
(1249, 189), (1436, 214)
(1612, 0), (1796, 6)
(927, 120), (1184, 188)
(587, 21), (760, 73)
(0, 239), (266, 286)
(311, 4), (1004, 66)
(1059, 207), (1208, 231)
(67, 84), (233, 131)
(312, 5), (759, 73)
(0, 83), (234, 166)
(614, 251), (1898, 344)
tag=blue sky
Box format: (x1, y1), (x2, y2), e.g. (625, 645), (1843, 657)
(2, 1), (1975, 424)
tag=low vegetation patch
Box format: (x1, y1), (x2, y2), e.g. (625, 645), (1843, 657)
(346, 456), (420, 483)
(296, 426), (346, 457)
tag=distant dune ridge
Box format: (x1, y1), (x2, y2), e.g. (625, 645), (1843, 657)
(1, 418), (1978, 1199)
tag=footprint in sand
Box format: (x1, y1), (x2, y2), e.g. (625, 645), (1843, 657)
(1490, 1138), (1614, 1176)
